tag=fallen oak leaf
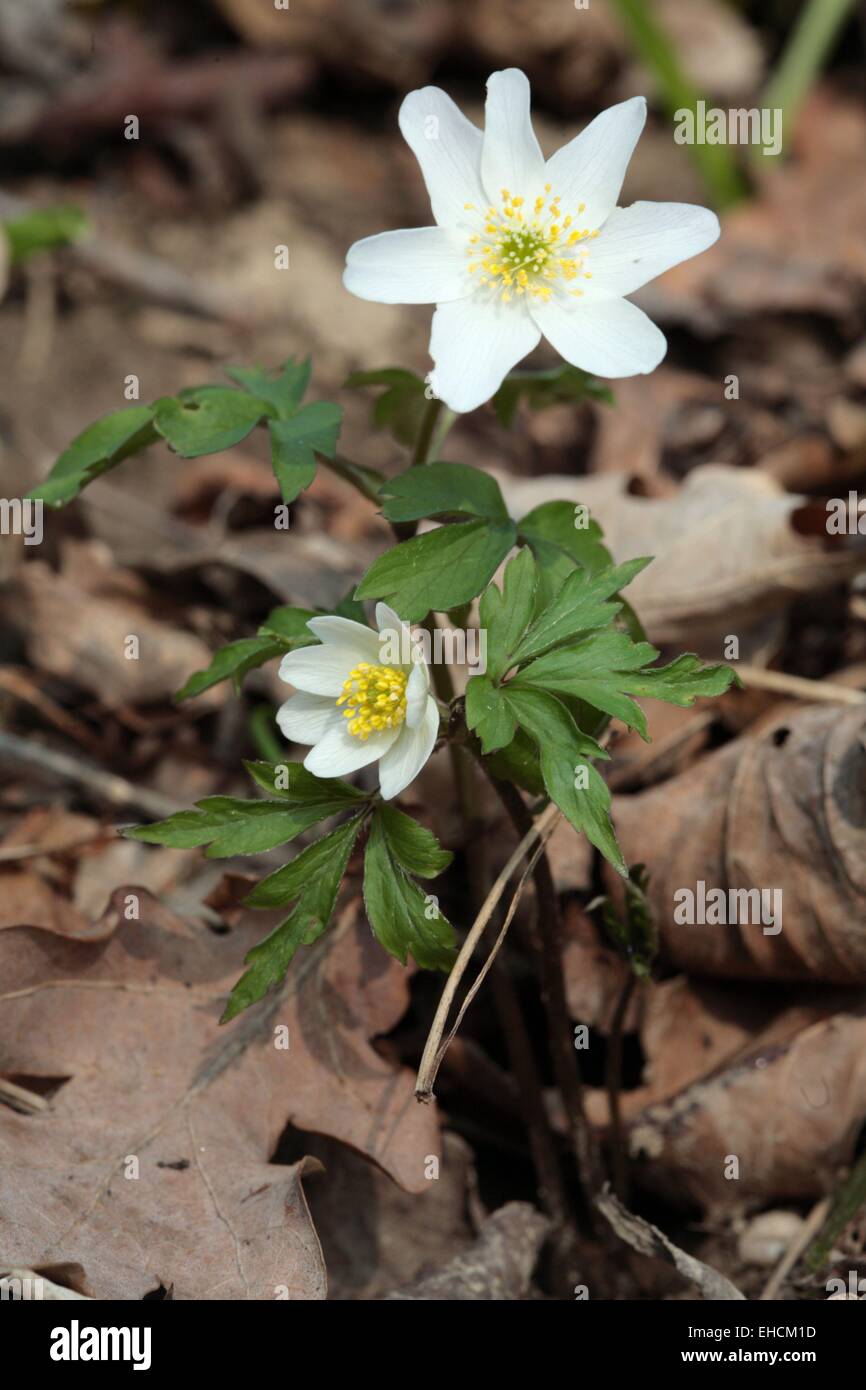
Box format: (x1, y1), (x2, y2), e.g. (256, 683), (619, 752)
(0, 888), (439, 1298)
(607, 705), (866, 984)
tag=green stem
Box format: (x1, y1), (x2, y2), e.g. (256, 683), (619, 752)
(411, 395), (443, 467)
(760, 0), (856, 158)
(608, 0), (747, 209)
(805, 1148), (866, 1273)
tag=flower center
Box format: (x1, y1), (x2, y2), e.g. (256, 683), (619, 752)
(336, 662), (408, 740)
(464, 185), (599, 304)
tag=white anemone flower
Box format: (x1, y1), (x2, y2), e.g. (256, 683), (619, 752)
(276, 603), (439, 800)
(343, 69), (720, 413)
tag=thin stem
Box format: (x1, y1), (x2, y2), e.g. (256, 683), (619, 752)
(411, 395), (443, 467)
(489, 773), (604, 1202)
(415, 800), (561, 1099)
(761, 0), (857, 148)
(605, 972), (637, 1202)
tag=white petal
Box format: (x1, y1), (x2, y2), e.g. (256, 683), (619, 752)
(481, 69), (545, 207)
(399, 87), (486, 229)
(276, 693), (341, 746)
(343, 227), (471, 305)
(544, 97), (646, 230)
(531, 295), (666, 378)
(378, 698), (439, 800)
(429, 296), (541, 413)
(304, 720), (399, 779)
(375, 602), (408, 637)
(405, 658), (430, 729)
(279, 644), (357, 697)
(579, 202), (720, 300)
(307, 614), (380, 661)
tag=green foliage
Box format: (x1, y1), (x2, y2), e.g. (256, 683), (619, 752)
(346, 367), (429, 447)
(28, 407), (158, 508)
(492, 363), (613, 427)
(355, 517), (517, 621)
(591, 864), (657, 979)
(28, 358), (341, 509)
(222, 815), (365, 1022)
(467, 548), (738, 874)
(363, 804), (456, 970)
(379, 461), (508, 524)
(174, 606), (317, 701)
(4, 205), (89, 262)
(125, 760), (365, 857)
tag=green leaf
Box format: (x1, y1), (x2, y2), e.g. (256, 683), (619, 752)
(27, 406), (157, 507)
(243, 814), (365, 910)
(174, 636), (285, 703)
(484, 728), (545, 797)
(124, 796), (350, 858)
(346, 367), (428, 448)
(268, 400), (343, 504)
(512, 557), (651, 665)
(226, 358), (311, 418)
(174, 606), (317, 702)
(355, 518), (517, 622)
(617, 652), (741, 706)
(243, 759), (366, 806)
(374, 802), (453, 877)
(223, 815), (364, 1021)
(379, 462), (508, 524)
(363, 806), (456, 970)
(493, 364), (613, 428)
(153, 387), (271, 457)
(465, 674), (517, 755)
(4, 205), (89, 263)
(504, 686), (626, 875)
(256, 605), (318, 644)
(517, 501), (613, 607)
(513, 633), (738, 741)
(478, 546), (538, 682)
(592, 863), (657, 979)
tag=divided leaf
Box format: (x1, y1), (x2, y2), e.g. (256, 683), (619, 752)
(174, 605), (317, 701)
(363, 804), (456, 970)
(269, 401), (342, 504)
(28, 406), (158, 507)
(223, 814), (365, 1021)
(355, 518), (517, 622)
(492, 363), (613, 428)
(153, 387), (271, 457)
(345, 367), (429, 447)
(503, 686), (626, 876)
(126, 760), (364, 857)
(379, 462), (507, 524)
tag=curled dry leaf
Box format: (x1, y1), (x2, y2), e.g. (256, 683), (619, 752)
(0, 890), (439, 1299)
(626, 1002), (866, 1212)
(495, 464), (866, 647)
(608, 705), (866, 984)
(300, 1130), (476, 1301)
(382, 1202), (550, 1301)
(597, 1188), (745, 1300)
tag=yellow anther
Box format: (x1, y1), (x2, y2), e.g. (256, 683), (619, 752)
(337, 663), (408, 741)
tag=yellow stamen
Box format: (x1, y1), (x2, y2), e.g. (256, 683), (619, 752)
(336, 663), (408, 741)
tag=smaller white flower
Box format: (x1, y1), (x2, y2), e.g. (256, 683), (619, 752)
(277, 603), (439, 800)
